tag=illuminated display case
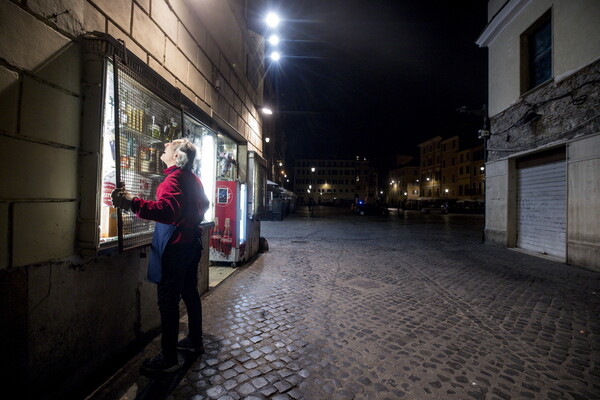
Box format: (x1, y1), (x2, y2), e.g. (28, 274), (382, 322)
(81, 34), (221, 253)
(183, 116), (217, 223)
(248, 151), (267, 220)
(209, 135), (249, 264)
(98, 59), (182, 250)
(217, 134), (238, 181)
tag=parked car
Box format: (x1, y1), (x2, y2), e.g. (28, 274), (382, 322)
(354, 203), (390, 216)
(420, 202), (449, 214)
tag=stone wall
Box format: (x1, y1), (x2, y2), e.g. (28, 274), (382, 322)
(0, 0), (264, 397)
(487, 59), (600, 162)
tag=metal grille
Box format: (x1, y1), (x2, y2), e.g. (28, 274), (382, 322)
(115, 59), (182, 251)
(517, 160), (567, 259)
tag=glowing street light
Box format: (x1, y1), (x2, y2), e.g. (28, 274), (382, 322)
(268, 34), (280, 45)
(265, 137), (270, 143)
(270, 51), (281, 61)
(261, 107), (273, 115)
(265, 12), (280, 28)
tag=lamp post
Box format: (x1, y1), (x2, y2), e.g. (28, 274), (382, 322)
(457, 104), (490, 243)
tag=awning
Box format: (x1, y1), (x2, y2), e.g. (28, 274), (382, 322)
(267, 180), (279, 186)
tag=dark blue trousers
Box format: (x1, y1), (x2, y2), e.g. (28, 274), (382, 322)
(157, 239), (203, 361)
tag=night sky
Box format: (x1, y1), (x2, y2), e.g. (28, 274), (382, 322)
(255, 1), (488, 169)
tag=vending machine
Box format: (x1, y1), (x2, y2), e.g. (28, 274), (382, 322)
(209, 181), (247, 264)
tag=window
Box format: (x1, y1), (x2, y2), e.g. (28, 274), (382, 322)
(521, 10), (552, 92)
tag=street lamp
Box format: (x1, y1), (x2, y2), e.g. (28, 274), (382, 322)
(265, 12), (280, 28)
(270, 51), (281, 61)
(268, 34), (280, 45)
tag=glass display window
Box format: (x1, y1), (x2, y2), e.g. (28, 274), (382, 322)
(217, 134), (238, 181)
(99, 59), (182, 250)
(248, 151), (267, 219)
(184, 115), (217, 223)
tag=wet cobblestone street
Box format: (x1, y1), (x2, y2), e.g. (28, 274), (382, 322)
(93, 207), (600, 400)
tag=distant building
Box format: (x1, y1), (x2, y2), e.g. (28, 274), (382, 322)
(441, 136), (460, 199)
(419, 136), (443, 198)
(384, 137), (484, 207)
(387, 158), (420, 205)
(477, 0), (600, 269)
(294, 157), (378, 205)
(414, 136), (483, 202)
(457, 145), (485, 199)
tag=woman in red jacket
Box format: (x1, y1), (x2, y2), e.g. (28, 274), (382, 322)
(112, 138), (210, 373)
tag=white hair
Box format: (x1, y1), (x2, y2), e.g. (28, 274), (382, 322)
(172, 138), (196, 170)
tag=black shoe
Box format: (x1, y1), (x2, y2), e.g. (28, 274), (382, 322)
(177, 336), (205, 354)
(141, 353), (182, 374)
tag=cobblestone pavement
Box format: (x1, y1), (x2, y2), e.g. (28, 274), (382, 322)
(94, 207), (600, 400)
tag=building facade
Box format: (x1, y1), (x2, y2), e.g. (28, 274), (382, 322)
(294, 157), (378, 205)
(387, 165), (420, 205)
(477, 0), (600, 270)
(440, 136), (460, 199)
(418, 136), (443, 198)
(0, 0), (270, 397)
(414, 136), (484, 203)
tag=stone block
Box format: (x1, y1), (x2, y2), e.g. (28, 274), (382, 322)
(165, 40), (188, 85)
(151, 0), (177, 42)
(206, 35), (220, 71)
(177, 22), (198, 68)
(197, 97), (212, 117)
(13, 201), (77, 266)
(180, 84), (195, 107)
(20, 76), (80, 147)
(27, 0), (86, 37)
(169, 0), (206, 47)
(0, 1), (69, 71)
(131, 6), (165, 62)
(107, 20), (147, 63)
(137, 0), (150, 13)
(138, 255), (160, 333)
(189, 66), (207, 100)
(0, 203), (8, 270)
(89, 0), (131, 33)
(219, 53), (231, 82)
(83, 0), (106, 33)
(132, 4), (165, 62)
(0, 66), (20, 135)
(148, 57), (177, 88)
(26, 253), (142, 387)
(0, 137), (78, 199)
(33, 42), (81, 96)
(78, 152), (101, 221)
(197, 49), (212, 81)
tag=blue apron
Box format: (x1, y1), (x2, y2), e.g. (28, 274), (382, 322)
(148, 222), (177, 283)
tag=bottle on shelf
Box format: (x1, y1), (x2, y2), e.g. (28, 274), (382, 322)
(149, 115), (161, 140)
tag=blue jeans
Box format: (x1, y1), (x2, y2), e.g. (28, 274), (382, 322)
(157, 239), (202, 361)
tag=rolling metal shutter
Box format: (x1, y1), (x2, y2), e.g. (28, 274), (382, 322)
(517, 160), (566, 259)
